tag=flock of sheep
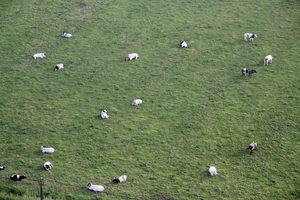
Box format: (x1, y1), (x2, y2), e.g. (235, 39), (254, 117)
(242, 33), (273, 76)
(1, 145), (127, 193)
(3, 31), (265, 195)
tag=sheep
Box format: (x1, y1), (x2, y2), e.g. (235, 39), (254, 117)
(125, 53), (139, 61)
(264, 55), (273, 65)
(100, 110), (109, 119)
(132, 99), (142, 106)
(44, 161), (53, 171)
(244, 33), (257, 41)
(62, 32), (72, 38)
(0, 165), (5, 170)
(10, 174), (27, 181)
(180, 41), (187, 48)
(54, 63), (64, 71)
(209, 166), (217, 176)
(33, 53), (45, 59)
(242, 68), (257, 76)
(112, 175), (127, 184)
(41, 146), (55, 153)
(249, 142), (258, 154)
(87, 182), (104, 192)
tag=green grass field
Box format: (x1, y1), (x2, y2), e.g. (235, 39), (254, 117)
(0, 0), (299, 199)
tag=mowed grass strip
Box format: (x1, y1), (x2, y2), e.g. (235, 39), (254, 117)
(0, 0), (299, 199)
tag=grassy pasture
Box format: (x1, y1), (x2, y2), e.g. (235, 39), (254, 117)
(0, 0), (299, 199)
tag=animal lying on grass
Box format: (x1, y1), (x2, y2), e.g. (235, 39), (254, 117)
(87, 182), (104, 192)
(41, 146), (55, 153)
(112, 175), (127, 184)
(132, 99), (142, 106)
(10, 174), (27, 181)
(44, 161), (53, 171)
(242, 68), (257, 76)
(54, 63), (64, 71)
(33, 53), (45, 59)
(62, 32), (72, 38)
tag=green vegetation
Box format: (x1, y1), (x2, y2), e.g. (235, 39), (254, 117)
(0, 0), (299, 199)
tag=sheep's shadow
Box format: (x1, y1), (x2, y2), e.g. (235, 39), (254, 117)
(199, 167), (215, 180)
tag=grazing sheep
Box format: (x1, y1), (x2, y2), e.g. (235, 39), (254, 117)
(244, 33), (257, 41)
(209, 166), (217, 176)
(87, 182), (104, 192)
(0, 165), (5, 170)
(33, 53), (45, 59)
(264, 55), (273, 65)
(62, 32), (72, 38)
(180, 41), (187, 48)
(242, 68), (257, 76)
(112, 175), (127, 184)
(10, 174), (27, 181)
(125, 53), (139, 61)
(100, 110), (109, 119)
(249, 142), (258, 154)
(54, 63), (64, 71)
(132, 99), (142, 106)
(40, 146), (55, 153)
(44, 161), (53, 171)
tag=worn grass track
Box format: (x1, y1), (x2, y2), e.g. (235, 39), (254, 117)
(0, 0), (299, 199)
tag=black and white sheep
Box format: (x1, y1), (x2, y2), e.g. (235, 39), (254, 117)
(100, 110), (109, 119)
(44, 161), (53, 171)
(54, 63), (64, 71)
(112, 175), (127, 184)
(264, 55), (273, 65)
(10, 174), (27, 181)
(0, 165), (5, 170)
(180, 41), (187, 48)
(244, 33), (257, 41)
(242, 68), (257, 76)
(209, 166), (217, 176)
(41, 146), (55, 153)
(132, 99), (142, 106)
(249, 142), (257, 154)
(125, 53), (139, 61)
(62, 32), (72, 38)
(87, 182), (104, 192)
(33, 53), (45, 59)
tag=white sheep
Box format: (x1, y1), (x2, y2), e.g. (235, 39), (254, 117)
(100, 110), (109, 119)
(33, 53), (45, 59)
(244, 33), (257, 41)
(87, 182), (104, 192)
(40, 146), (55, 153)
(112, 175), (127, 184)
(44, 161), (53, 171)
(125, 53), (139, 61)
(264, 55), (272, 65)
(180, 41), (187, 48)
(132, 99), (142, 106)
(209, 166), (217, 176)
(62, 32), (72, 38)
(54, 63), (64, 71)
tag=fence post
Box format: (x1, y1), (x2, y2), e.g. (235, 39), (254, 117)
(38, 177), (44, 200)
